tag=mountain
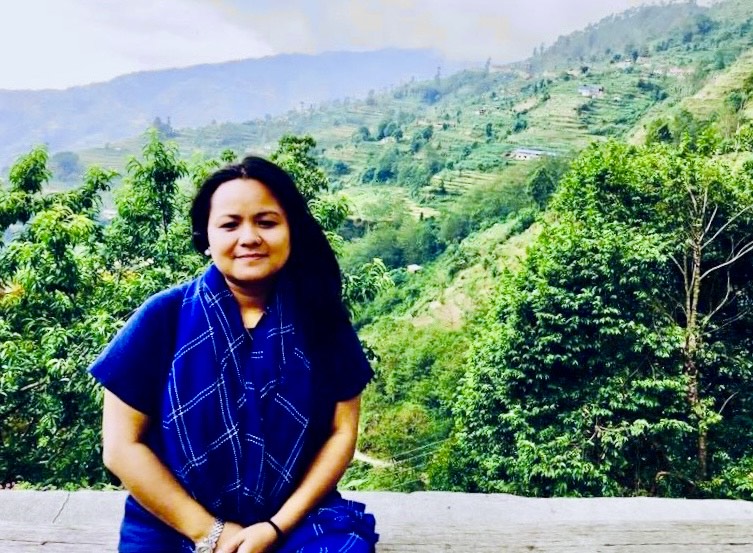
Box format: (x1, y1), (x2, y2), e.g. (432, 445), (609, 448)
(0, 49), (468, 169)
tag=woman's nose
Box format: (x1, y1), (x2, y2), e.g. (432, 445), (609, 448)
(239, 224), (262, 244)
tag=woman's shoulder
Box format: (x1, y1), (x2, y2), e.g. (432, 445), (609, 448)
(112, 281), (192, 341)
(136, 282), (191, 319)
(141, 281), (191, 314)
(88, 280), (194, 415)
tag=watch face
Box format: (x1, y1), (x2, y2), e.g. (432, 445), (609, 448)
(196, 545), (212, 553)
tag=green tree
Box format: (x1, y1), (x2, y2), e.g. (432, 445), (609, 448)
(354, 126), (371, 142)
(0, 152), (118, 487)
(661, 153), (753, 480)
(1, 147), (51, 230)
(270, 135), (328, 202)
(455, 140), (753, 498)
(8, 147), (51, 196)
(527, 166), (556, 209)
(513, 113), (528, 133)
(105, 130), (189, 266)
(646, 118), (673, 145)
(527, 157), (571, 210)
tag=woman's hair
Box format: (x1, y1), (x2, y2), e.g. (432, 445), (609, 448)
(190, 156), (349, 353)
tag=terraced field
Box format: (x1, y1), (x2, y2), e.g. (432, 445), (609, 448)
(683, 48), (753, 119)
(68, 47), (711, 224)
(425, 169), (500, 199)
(509, 91), (592, 153)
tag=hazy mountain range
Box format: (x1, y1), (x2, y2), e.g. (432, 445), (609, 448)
(0, 48), (470, 168)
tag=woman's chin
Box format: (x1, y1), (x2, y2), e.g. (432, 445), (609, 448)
(227, 270), (278, 288)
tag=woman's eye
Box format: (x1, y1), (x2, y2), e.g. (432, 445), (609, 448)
(258, 220), (277, 228)
(220, 222), (237, 229)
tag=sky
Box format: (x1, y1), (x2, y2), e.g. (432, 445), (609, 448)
(0, 0), (710, 90)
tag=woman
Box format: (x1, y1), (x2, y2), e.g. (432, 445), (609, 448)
(90, 156), (378, 553)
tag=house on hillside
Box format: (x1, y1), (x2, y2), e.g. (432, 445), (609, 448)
(578, 84), (605, 98)
(510, 148), (550, 161)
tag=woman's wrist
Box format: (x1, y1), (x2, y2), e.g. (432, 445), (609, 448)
(194, 518), (225, 552)
(188, 512), (222, 542)
(265, 518), (284, 542)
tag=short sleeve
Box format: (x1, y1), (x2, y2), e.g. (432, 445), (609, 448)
(327, 321), (374, 402)
(88, 286), (183, 416)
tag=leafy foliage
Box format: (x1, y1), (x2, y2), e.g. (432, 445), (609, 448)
(454, 140), (753, 498)
(1, 149), (118, 487)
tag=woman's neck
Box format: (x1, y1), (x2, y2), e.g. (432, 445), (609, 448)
(225, 278), (271, 328)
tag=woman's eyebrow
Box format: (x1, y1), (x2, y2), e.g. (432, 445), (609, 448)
(213, 210), (282, 219)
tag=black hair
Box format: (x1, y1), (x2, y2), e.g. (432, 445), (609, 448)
(190, 156), (349, 354)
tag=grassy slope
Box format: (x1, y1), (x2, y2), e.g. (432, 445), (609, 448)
(630, 47), (753, 144)
(405, 221), (541, 330)
(351, 10), (753, 478)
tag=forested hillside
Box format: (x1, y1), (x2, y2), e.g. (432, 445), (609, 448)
(454, 140), (753, 497)
(0, 48), (460, 170)
(1, 0), (753, 498)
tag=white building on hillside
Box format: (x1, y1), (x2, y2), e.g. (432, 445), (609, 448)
(510, 148), (549, 161)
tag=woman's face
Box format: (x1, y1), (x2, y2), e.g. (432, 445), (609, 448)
(206, 178), (291, 290)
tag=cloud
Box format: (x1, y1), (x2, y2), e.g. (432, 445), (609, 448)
(0, 0), (273, 89)
(225, 0), (692, 62)
(0, 0), (712, 89)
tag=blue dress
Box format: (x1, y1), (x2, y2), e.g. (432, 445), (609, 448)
(90, 266), (378, 552)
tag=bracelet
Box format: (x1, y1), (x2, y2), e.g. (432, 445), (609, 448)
(194, 518), (224, 553)
(266, 519), (284, 541)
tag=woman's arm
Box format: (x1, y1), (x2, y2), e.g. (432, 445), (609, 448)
(102, 390), (241, 545)
(220, 394), (362, 553)
(273, 394), (362, 529)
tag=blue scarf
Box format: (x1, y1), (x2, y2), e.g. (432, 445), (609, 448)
(159, 264), (312, 524)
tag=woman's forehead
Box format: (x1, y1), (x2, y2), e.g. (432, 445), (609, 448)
(210, 178), (284, 214)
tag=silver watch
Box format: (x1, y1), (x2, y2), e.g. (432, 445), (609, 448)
(195, 518), (224, 553)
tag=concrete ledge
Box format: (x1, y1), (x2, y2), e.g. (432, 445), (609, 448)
(1, 490), (752, 552)
(0, 490), (128, 526)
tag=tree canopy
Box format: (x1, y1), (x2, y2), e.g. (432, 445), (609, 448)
(454, 139), (753, 499)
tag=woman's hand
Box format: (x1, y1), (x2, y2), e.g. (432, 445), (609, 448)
(216, 521), (278, 553)
(214, 521), (244, 552)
